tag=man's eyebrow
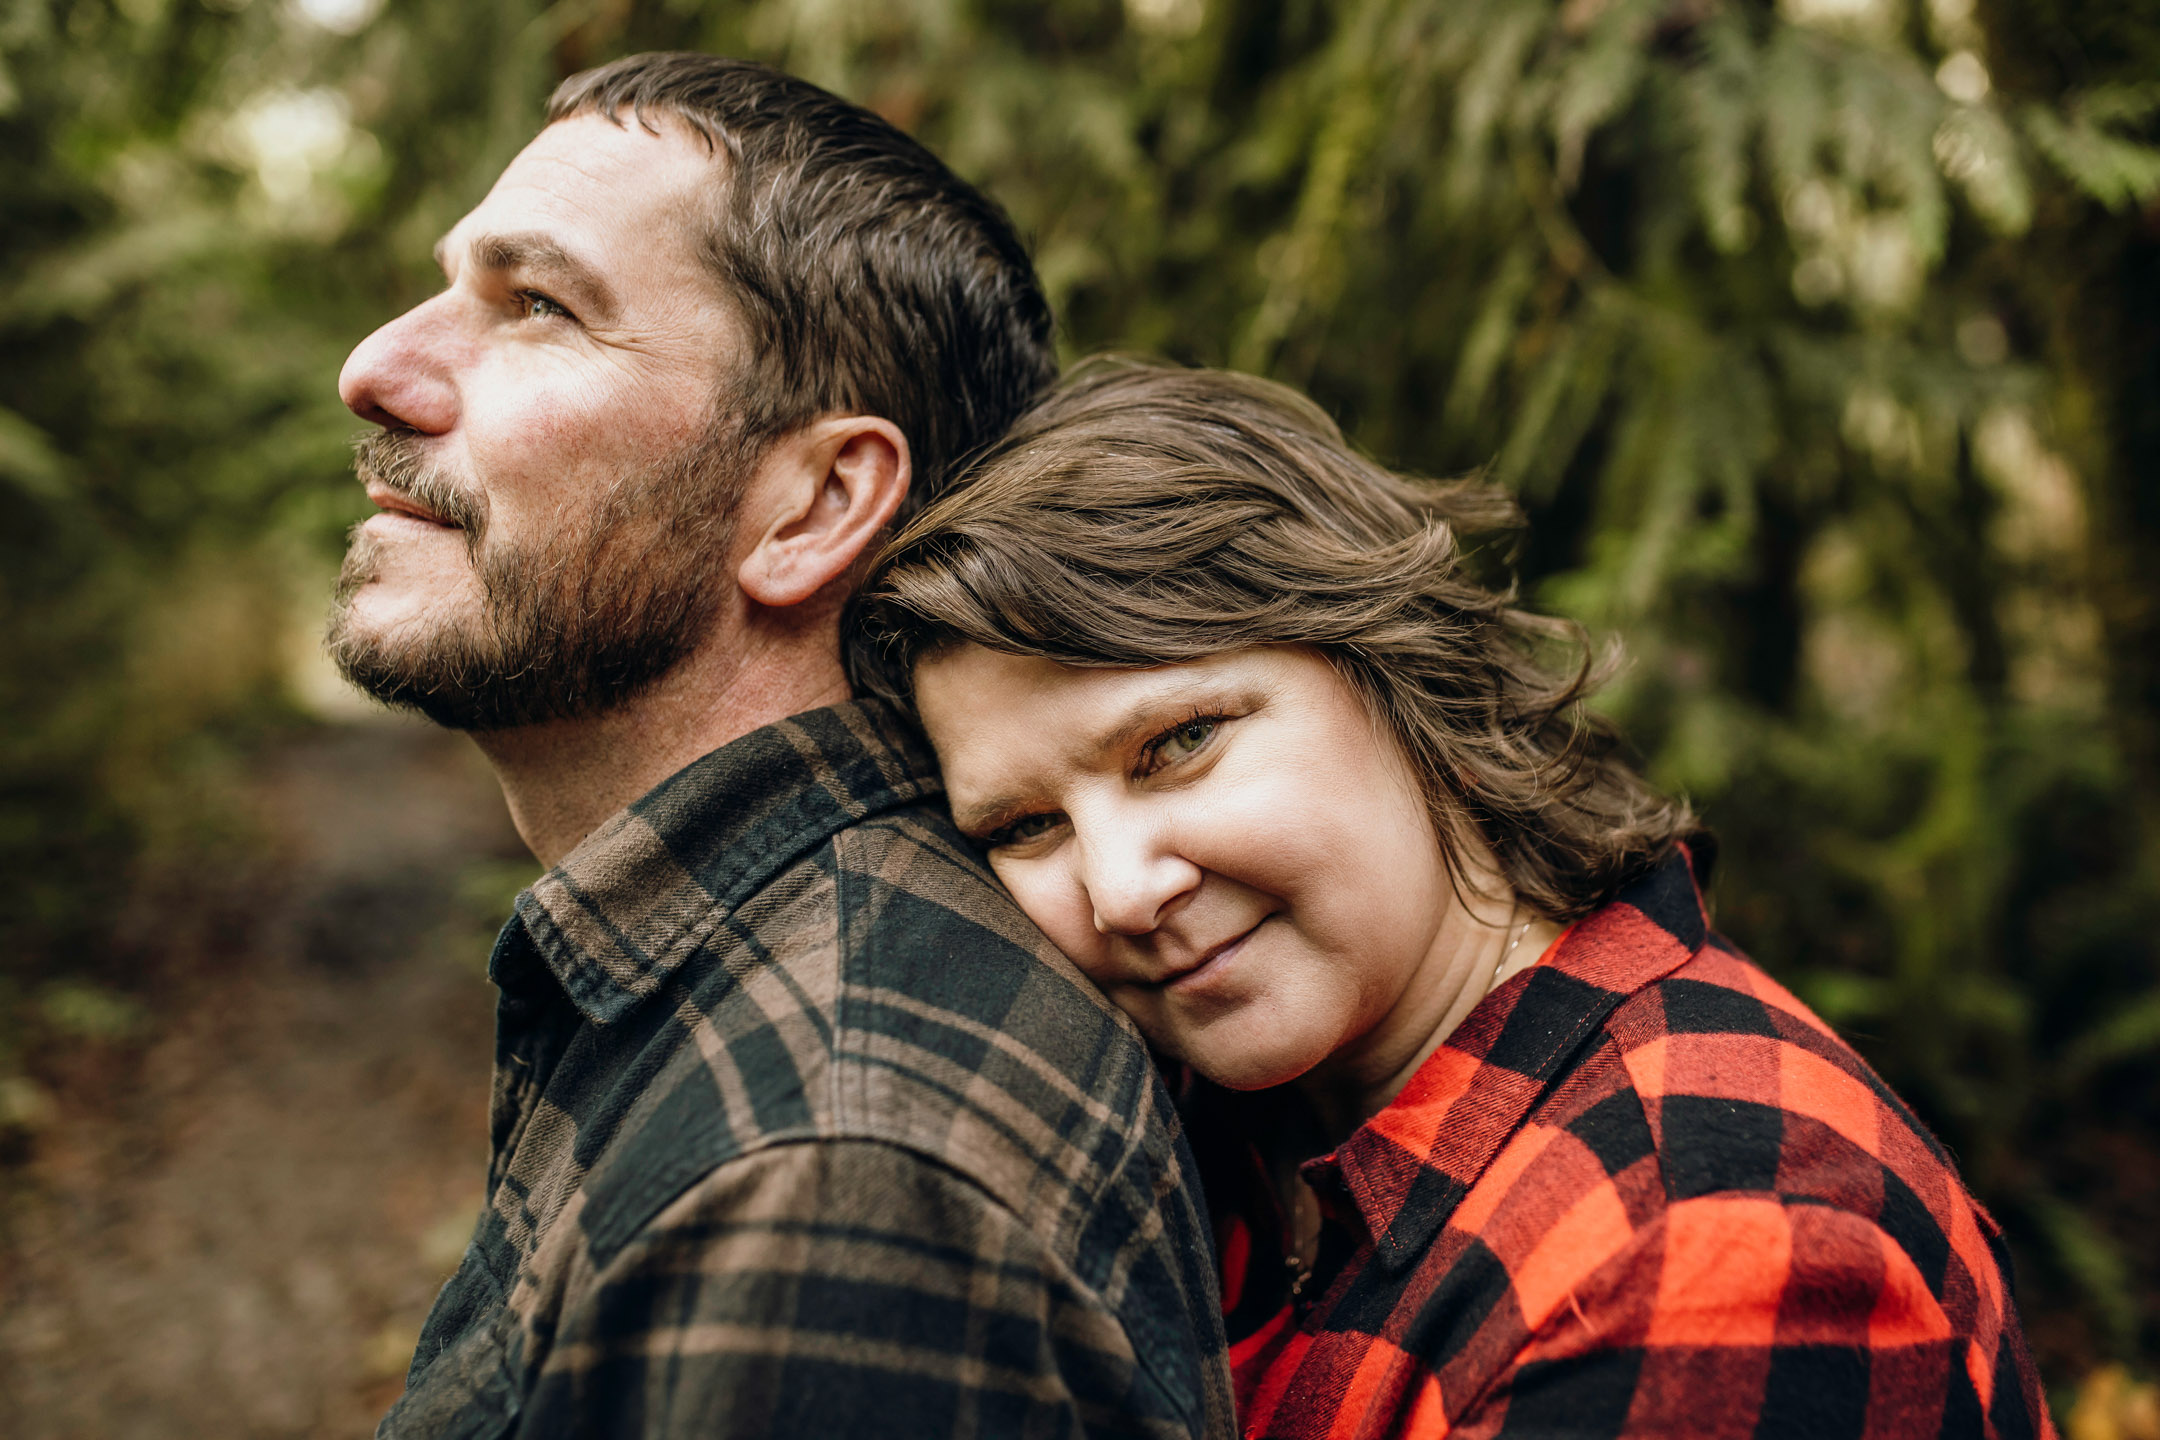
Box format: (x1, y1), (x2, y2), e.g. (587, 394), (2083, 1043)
(435, 230), (621, 323)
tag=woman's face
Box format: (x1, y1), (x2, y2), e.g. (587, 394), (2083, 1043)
(912, 645), (1475, 1092)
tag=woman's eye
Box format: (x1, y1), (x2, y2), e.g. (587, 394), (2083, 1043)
(1165, 719), (1216, 756)
(1142, 715), (1223, 773)
(520, 291), (572, 321)
(983, 812), (1066, 848)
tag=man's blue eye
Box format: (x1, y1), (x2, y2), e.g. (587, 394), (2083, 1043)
(522, 291), (571, 320)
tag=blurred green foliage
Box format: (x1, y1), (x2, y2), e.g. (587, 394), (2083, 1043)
(4, 0), (2158, 1390)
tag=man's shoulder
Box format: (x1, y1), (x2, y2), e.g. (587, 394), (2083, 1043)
(830, 803), (1175, 1217)
(579, 799), (1174, 1273)
(829, 798), (1132, 1056)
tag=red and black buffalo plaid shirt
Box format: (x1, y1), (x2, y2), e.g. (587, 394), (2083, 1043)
(1190, 849), (2055, 1440)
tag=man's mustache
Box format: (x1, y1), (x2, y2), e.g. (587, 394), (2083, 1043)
(353, 431), (489, 539)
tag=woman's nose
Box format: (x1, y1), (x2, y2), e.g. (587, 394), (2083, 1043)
(338, 295), (461, 435)
(1080, 826), (1201, 936)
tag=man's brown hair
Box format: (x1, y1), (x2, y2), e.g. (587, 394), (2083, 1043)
(548, 53), (1056, 511)
(853, 358), (1700, 921)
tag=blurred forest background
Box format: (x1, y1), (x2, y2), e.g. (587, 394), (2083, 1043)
(5, 0), (2160, 1432)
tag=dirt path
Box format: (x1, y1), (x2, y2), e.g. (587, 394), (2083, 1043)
(0, 721), (528, 1438)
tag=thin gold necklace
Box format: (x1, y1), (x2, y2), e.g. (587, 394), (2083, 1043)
(1490, 909), (1532, 998)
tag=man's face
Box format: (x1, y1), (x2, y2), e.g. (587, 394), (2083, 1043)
(328, 114), (744, 730)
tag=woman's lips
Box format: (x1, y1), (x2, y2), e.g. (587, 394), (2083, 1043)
(1161, 919), (1267, 995)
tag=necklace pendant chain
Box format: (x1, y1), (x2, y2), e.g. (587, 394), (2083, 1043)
(1491, 908), (1532, 994)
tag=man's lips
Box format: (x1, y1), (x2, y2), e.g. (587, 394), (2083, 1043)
(364, 483), (459, 527)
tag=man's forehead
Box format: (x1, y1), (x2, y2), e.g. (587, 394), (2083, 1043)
(441, 113), (719, 274)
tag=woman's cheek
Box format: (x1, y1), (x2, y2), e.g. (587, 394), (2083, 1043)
(992, 855), (1103, 975)
(1182, 785), (1309, 895)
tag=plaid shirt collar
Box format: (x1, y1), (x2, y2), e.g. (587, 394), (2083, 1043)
(1306, 850), (1710, 1273)
(497, 699), (943, 1026)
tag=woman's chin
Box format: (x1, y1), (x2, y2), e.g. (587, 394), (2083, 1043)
(1177, 1041), (1320, 1093)
(1124, 992), (1335, 1091)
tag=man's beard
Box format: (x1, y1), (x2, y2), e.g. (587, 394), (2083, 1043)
(325, 427), (740, 732)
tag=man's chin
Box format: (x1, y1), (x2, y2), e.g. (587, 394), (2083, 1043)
(326, 643), (497, 733)
(325, 596), (495, 729)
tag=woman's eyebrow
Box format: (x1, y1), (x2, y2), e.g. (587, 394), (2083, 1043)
(947, 676), (1263, 833)
(946, 715), (1135, 835)
(1084, 679), (1258, 762)
(950, 794), (1027, 836)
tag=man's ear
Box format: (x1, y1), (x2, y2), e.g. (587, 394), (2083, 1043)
(736, 416), (910, 610)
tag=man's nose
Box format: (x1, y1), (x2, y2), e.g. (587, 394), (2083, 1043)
(338, 296), (460, 434)
(1079, 824), (1201, 936)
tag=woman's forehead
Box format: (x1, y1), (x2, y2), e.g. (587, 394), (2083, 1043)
(917, 647), (1292, 738)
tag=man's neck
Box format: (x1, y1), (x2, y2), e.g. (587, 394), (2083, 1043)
(472, 632), (851, 869)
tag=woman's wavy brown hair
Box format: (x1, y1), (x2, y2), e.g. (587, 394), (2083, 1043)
(850, 358), (1701, 921)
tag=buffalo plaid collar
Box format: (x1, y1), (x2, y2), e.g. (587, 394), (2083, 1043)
(1306, 850), (1711, 1273)
(496, 700), (943, 1026)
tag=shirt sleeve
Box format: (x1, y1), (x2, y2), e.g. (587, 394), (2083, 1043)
(516, 1137), (1201, 1440)
(1468, 1194), (2046, 1440)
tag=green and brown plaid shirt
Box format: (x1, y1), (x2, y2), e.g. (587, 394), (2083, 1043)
(378, 700), (1235, 1440)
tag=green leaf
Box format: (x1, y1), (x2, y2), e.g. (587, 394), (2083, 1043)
(0, 407), (70, 502)
(2024, 101), (2160, 211)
